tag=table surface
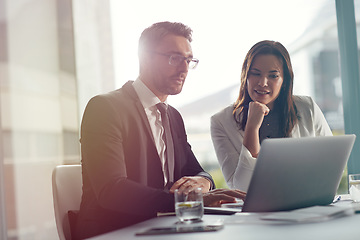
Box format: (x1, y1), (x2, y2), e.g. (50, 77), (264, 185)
(89, 201), (360, 240)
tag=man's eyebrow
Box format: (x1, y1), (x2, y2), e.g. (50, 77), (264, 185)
(167, 51), (193, 58)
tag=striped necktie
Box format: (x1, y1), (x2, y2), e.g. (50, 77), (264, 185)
(156, 103), (175, 186)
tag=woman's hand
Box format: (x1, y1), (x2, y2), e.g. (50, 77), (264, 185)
(203, 189), (246, 207)
(246, 101), (270, 130)
(243, 101), (270, 157)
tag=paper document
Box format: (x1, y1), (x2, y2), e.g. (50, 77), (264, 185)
(260, 205), (354, 223)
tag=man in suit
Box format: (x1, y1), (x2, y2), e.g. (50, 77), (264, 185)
(75, 21), (245, 239)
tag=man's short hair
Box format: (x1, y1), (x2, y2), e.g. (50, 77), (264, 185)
(138, 21), (192, 65)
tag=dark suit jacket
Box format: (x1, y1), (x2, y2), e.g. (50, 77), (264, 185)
(75, 81), (214, 239)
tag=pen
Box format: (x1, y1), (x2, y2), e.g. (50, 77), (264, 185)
(333, 195), (341, 203)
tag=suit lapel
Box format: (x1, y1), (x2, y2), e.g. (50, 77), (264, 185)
(123, 81), (156, 145)
(122, 81), (166, 187)
(167, 106), (181, 180)
(167, 107), (178, 144)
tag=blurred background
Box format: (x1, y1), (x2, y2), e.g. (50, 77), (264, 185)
(0, 0), (359, 239)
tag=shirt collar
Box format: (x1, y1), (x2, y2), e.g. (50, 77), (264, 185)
(133, 77), (167, 109)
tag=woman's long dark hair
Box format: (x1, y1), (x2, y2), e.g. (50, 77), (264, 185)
(233, 40), (298, 137)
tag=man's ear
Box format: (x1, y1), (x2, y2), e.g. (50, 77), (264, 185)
(139, 52), (153, 72)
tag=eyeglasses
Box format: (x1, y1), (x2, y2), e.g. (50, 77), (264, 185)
(152, 52), (199, 69)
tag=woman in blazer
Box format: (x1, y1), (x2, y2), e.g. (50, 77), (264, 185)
(210, 40), (332, 192)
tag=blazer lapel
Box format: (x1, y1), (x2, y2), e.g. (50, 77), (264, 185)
(167, 106), (182, 180)
(123, 81), (156, 145)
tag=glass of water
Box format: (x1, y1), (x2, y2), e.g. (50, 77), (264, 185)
(174, 188), (204, 223)
(349, 174), (360, 202)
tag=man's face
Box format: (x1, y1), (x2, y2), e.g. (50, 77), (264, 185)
(142, 34), (193, 102)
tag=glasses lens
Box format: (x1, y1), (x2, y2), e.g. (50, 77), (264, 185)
(169, 55), (182, 66)
(189, 60), (199, 69)
(169, 55), (199, 69)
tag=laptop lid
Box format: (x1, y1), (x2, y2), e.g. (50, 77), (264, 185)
(242, 135), (356, 212)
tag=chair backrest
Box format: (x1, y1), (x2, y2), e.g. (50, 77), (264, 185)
(52, 165), (82, 240)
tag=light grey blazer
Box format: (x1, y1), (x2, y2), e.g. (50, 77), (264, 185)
(210, 95), (332, 192)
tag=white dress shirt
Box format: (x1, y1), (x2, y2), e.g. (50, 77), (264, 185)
(132, 78), (169, 184)
(210, 95), (333, 192)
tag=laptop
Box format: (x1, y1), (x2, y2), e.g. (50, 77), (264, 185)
(242, 134), (356, 212)
(205, 135), (356, 214)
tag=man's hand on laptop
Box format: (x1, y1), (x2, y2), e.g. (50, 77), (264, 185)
(203, 189), (246, 207)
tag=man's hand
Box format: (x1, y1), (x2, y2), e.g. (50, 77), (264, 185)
(203, 189), (246, 207)
(169, 176), (211, 194)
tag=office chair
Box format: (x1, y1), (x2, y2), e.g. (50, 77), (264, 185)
(52, 165), (82, 240)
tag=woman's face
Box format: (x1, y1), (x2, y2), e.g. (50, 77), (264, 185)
(246, 54), (284, 109)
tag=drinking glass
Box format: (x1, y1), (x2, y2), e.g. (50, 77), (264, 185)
(349, 174), (360, 202)
(174, 188), (203, 223)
